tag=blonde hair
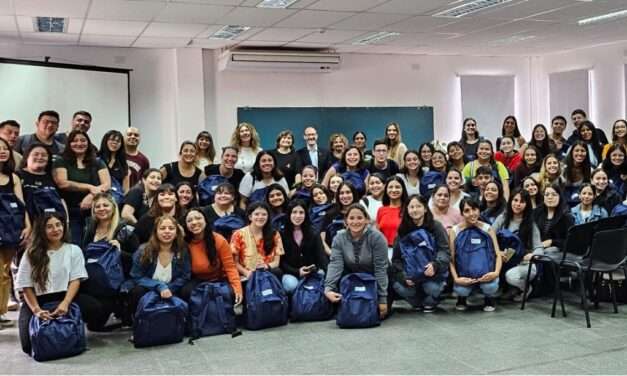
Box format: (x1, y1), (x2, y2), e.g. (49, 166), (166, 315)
(230, 122), (261, 150)
(91, 193), (120, 242)
(537, 154), (562, 192)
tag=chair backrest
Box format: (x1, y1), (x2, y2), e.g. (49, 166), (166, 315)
(587, 228), (627, 269)
(562, 221), (596, 257)
(594, 215), (627, 231)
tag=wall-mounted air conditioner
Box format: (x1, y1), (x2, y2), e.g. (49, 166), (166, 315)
(218, 50), (341, 73)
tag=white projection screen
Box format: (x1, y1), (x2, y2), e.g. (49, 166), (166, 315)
(460, 75), (515, 143)
(0, 58), (130, 147)
(549, 69), (589, 119)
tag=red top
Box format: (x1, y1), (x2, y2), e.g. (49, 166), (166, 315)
(495, 151), (522, 172)
(376, 206), (402, 246)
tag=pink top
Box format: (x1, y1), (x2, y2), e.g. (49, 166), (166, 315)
(431, 206), (463, 230)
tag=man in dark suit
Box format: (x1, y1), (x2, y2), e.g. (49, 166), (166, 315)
(297, 126), (332, 181)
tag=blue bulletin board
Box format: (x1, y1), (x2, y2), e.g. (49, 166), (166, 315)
(237, 106), (434, 151)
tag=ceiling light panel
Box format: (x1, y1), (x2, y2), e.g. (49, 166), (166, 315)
(210, 25), (251, 39)
(578, 9), (627, 26)
(433, 0), (515, 18)
(352, 31), (400, 45)
(34, 17), (67, 32)
(256, 0), (298, 8)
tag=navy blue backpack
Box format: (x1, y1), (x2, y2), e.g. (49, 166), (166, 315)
(310, 203), (333, 234)
(341, 171), (366, 195)
(212, 214), (246, 240)
(292, 188), (311, 204)
(249, 187), (269, 204)
(290, 273), (334, 322)
(29, 302), (86, 362)
(336, 273), (380, 328)
(496, 229), (525, 269)
(82, 240), (124, 296)
(564, 185), (580, 208)
(109, 177), (125, 206)
(198, 175), (228, 206)
(454, 227), (496, 279)
(133, 291), (188, 348)
(188, 282), (238, 340)
(420, 171), (445, 197)
(27, 186), (65, 218)
(244, 269), (288, 330)
(325, 218), (346, 247)
(271, 213), (287, 232)
(398, 229), (442, 281)
(611, 204), (627, 217)
(0, 192), (25, 248)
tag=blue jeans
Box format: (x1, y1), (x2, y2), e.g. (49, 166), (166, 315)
(453, 278), (500, 298)
(393, 279), (445, 307)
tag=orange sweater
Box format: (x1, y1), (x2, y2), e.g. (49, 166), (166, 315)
(188, 233), (242, 296)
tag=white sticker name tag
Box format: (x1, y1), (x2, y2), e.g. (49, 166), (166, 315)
(44, 208), (55, 213)
(428, 183), (436, 189)
(87, 258), (99, 263)
(304, 285), (315, 290)
(261, 289), (274, 296)
(354, 286), (366, 292)
(471, 238), (482, 245)
(419, 241), (427, 247)
(9, 203), (17, 208)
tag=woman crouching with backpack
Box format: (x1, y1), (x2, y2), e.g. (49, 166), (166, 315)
(449, 197), (502, 312)
(391, 195), (450, 313)
(324, 204), (389, 320)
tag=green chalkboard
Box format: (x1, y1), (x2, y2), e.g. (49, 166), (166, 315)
(237, 107), (434, 151)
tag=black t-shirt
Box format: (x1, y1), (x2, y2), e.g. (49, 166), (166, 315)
(270, 149), (302, 189)
(203, 164), (244, 192)
(162, 161), (201, 190)
(104, 158), (127, 184)
(367, 159), (399, 180)
(123, 186), (149, 220)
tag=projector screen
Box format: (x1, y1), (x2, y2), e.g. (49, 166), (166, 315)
(0, 58), (130, 148)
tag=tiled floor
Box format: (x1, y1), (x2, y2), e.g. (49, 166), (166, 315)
(2, 296), (626, 374)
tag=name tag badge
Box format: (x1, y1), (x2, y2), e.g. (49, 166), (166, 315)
(418, 241), (427, 247)
(9, 203), (17, 208)
(87, 258), (99, 263)
(354, 286), (366, 292)
(471, 238), (481, 245)
(261, 289), (274, 296)
(44, 208), (55, 213)
(304, 285), (315, 290)
(428, 183), (436, 189)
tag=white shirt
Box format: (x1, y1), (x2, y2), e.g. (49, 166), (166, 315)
(360, 196), (383, 223)
(235, 147), (261, 174)
(239, 172), (289, 198)
(152, 261), (173, 283)
(307, 146), (318, 169)
(396, 173), (420, 196)
(16, 243), (88, 296)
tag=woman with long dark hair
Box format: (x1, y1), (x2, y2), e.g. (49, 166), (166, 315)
(98, 130), (130, 193)
(491, 189), (543, 301)
(562, 141), (592, 207)
(571, 183), (608, 225)
(447, 141), (466, 172)
(590, 168), (621, 214)
(511, 145), (541, 189)
(195, 131), (216, 170)
(459, 118), (481, 162)
(321, 145), (369, 198)
(16, 213), (110, 355)
(121, 168), (162, 225)
(231, 202), (284, 279)
(521, 176), (542, 209)
(532, 184), (574, 258)
(496, 115), (526, 150)
(480, 181), (506, 225)
(202, 182), (246, 241)
(396, 150), (422, 196)
(528, 124), (553, 160)
(175, 181), (197, 212)
(601, 120), (627, 159)
(391, 195), (450, 312)
(270, 130), (302, 189)
(376, 176), (408, 256)
(180, 208), (242, 304)
(280, 200), (327, 294)
(128, 215), (190, 318)
(53, 130), (111, 243)
(160, 141), (202, 190)
(134, 183), (182, 244)
(601, 143), (627, 194)
(320, 182), (360, 255)
(238, 151), (288, 209)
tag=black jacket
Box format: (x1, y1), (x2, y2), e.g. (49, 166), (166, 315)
(280, 230), (328, 277)
(533, 206), (574, 250)
(594, 188), (622, 214)
(297, 146), (332, 181)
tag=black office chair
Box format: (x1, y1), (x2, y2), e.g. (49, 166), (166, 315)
(555, 228), (627, 328)
(520, 221), (596, 316)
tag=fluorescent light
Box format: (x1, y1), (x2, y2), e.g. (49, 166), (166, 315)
(352, 32), (400, 45)
(578, 9), (627, 26)
(433, 0), (514, 18)
(34, 17), (67, 32)
(490, 34), (536, 46)
(256, 0), (298, 8)
(210, 25), (251, 40)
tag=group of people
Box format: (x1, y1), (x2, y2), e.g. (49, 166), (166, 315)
(2, 107), (627, 357)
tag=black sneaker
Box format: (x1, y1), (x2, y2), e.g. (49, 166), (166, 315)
(483, 297), (496, 312)
(455, 297), (467, 311)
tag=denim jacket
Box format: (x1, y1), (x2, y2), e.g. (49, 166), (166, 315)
(570, 204), (608, 225)
(129, 244), (191, 293)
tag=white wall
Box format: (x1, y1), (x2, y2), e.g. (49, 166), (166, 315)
(213, 52), (533, 148)
(533, 42), (627, 136)
(0, 44), (209, 167)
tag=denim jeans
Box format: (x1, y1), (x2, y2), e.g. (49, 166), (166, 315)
(393, 279), (445, 307)
(453, 277), (500, 297)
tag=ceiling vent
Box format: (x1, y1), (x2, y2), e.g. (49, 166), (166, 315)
(219, 50), (341, 73)
(34, 17), (68, 32)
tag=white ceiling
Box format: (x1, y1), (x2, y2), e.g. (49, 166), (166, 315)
(0, 0), (626, 55)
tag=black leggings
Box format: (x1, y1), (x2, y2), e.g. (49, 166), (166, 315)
(19, 292), (114, 355)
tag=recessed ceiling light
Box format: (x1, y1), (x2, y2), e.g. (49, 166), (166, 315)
(256, 0), (298, 8)
(433, 0), (514, 18)
(210, 25), (251, 40)
(33, 17), (68, 32)
(578, 9), (627, 26)
(352, 32), (400, 45)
